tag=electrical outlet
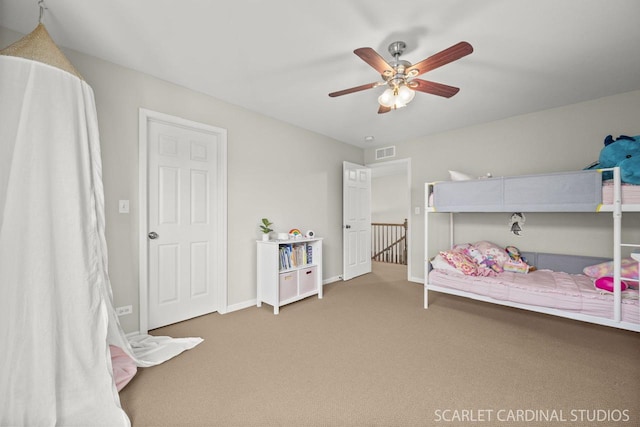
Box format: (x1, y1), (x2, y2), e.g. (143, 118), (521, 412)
(116, 305), (133, 316)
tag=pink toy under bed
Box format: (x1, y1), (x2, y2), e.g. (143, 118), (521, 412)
(110, 345), (137, 391)
(428, 269), (640, 324)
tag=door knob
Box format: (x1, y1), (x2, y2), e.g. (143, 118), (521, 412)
(345, 225), (351, 229)
(148, 231), (159, 239)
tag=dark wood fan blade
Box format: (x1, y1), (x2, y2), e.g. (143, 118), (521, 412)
(378, 105), (391, 114)
(410, 79), (460, 98)
(406, 41), (473, 77)
(328, 82), (380, 97)
(354, 47), (393, 75)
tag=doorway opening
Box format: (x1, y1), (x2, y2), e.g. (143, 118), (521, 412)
(367, 158), (411, 281)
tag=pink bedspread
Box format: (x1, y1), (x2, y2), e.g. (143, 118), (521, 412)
(428, 269), (639, 324)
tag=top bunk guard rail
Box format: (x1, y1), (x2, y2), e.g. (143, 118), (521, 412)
(425, 167), (640, 213)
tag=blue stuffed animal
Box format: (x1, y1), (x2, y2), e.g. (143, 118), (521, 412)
(585, 135), (640, 184)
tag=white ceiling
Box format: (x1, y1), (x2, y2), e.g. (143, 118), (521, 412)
(2, 0), (639, 148)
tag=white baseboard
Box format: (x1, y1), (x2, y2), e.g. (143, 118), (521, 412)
(225, 299), (257, 313)
(323, 275), (342, 285)
(132, 273), (415, 322)
(224, 279), (339, 314)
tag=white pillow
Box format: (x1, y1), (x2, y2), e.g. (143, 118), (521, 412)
(449, 170), (474, 181)
(430, 254), (464, 275)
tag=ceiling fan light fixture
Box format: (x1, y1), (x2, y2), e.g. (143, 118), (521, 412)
(330, 40), (473, 113)
(378, 84), (414, 108)
(397, 85), (415, 104)
(393, 99), (408, 109)
(378, 88), (396, 107)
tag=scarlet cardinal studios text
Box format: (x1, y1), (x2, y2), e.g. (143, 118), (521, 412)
(433, 408), (631, 423)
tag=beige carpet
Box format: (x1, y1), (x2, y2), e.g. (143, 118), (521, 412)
(119, 262), (640, 426)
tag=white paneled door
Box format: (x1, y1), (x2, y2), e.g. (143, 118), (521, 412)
(141, 110), (227, 330)
(342, 161), (371, 280)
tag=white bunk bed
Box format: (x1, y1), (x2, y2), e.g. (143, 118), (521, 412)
(424, 167), (640, 332)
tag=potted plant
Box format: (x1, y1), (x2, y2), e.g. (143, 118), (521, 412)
(259, 218), (273, 241)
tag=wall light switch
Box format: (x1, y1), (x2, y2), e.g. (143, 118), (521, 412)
(119, 200), (130, 214)
(414, 206), (421, 215)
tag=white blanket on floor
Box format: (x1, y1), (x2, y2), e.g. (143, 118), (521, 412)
(0, 55), (201, 426)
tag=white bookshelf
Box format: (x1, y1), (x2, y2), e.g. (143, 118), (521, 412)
(256, 237), (323, 314)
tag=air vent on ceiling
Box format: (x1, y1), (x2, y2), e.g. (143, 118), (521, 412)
(375, 146), (396, 160)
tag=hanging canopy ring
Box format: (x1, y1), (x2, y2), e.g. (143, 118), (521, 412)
(38, 0), (47, 24)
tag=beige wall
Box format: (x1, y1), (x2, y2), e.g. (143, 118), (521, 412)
(1, 27), (362, 333)
(365, 90), (640, 281)
(4, 24), (640, 329)
(372, 174), (409, 223)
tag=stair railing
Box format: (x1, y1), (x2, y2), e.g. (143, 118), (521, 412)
(371, 219), (407, 265)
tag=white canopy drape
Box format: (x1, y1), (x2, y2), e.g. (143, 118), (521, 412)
(0, 53), (131, 426)
(0, 27), (201, 426)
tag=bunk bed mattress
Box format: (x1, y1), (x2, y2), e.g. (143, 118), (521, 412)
(428, 269), (639, 323)
(602, 181), (640, 204)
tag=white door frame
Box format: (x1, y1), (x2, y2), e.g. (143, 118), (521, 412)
(367, 158), (412, 282)
(138, 108), (227, 333)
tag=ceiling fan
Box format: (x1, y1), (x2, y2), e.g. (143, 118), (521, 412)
(328, 40), (473, 114)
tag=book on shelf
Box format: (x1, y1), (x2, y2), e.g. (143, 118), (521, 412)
(306, 243), (312, 264)
(279, 242), (313, 271)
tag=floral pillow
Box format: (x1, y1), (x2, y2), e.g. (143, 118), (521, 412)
(464, 246), (501, 275)
(583, 258), (638, 280)
(439, 249), (479, 276)
(474, 240), (510, 268)
(430, 254), (464, 275)
(439, 243), (502, 276)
